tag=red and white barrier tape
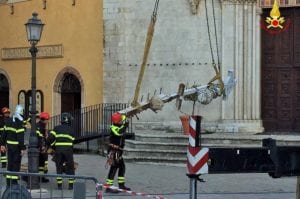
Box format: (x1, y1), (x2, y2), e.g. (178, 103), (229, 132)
(96, 183), (166, 199)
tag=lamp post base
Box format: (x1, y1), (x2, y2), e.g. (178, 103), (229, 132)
(27, 136), (40, 189)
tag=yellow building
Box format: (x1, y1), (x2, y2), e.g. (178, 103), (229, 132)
(0, 0), (103, 116)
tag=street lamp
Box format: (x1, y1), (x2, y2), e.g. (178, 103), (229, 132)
(25, 12), (44, 189)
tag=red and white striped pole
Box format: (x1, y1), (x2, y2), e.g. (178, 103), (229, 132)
(97, 190), (103, 199)
(187, 115), (209, 199)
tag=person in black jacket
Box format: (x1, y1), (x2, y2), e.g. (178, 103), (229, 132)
(0, 107), (10, 168)
(36, 111), (50, 183)
(105, 112), (131, 193)
(1, 105), (26, 186)
(47, 112), (75, 190)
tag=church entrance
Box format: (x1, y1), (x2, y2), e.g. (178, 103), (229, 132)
(261, 8), (300, 132)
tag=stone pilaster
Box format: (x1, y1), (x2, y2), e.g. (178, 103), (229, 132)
(220, 0), (264, 133)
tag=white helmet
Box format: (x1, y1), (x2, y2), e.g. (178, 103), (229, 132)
(13, 104), (24, 122)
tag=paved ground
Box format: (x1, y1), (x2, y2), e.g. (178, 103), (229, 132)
(0, 151), (296, 199)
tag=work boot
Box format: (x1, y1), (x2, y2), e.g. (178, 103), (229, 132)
(68, 184), (73, 190)
(57, 184), (62, 190)
(105, 187), (119, 193)
(119, 184), (131, 191)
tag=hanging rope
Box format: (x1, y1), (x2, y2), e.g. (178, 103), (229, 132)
(204, 0), (216, 67)
(211, 0), (221, 72)
(204, 0), (224, 92)
(131, 0), (160, 108)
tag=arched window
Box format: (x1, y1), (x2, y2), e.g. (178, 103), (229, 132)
(59, 73), (81, 93)
(18, 90), (43, 118)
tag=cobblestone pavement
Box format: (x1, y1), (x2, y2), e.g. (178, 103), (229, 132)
(0, 152), (297, 199)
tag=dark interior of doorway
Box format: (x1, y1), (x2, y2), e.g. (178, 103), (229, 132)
(0, 74), (9, 109)
(60, 73), (81, 136)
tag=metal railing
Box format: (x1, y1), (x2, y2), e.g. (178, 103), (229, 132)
(48, 103), (133, 153)
(0, 171), (101, 199)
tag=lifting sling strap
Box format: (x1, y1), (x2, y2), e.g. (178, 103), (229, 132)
(131, 0), (160, 108)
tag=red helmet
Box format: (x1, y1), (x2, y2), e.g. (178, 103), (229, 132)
(39, 112), (50, 120)
(1, 107), (10, 114)
(111, 112), (122, 124)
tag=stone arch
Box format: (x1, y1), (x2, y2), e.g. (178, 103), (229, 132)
(53, 66), (84, 93)
(53, 66), (84, 115)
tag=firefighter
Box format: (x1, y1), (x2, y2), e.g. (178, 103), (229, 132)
(36, 111), (50, 183)
(0, 107), (10, 168)
(105, 112), (131, 193)
(1, 105), (26, 186)
(47, 112), (75, 190)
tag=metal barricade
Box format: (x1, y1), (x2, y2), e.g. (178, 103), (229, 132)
(0, 171), (102, 199)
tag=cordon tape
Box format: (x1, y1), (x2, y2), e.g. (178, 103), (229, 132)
(96, 183), (167, 199)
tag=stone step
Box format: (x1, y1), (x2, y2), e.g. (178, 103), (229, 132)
(134, 133), (188, 143)
(124, 131), (300, 165)
(123, 145), (262, 164)
(126, 140), (188, 150)
(123, 148), (186, 159)
(134, 132), (264, 145)
(133, 132), (300, 146)
(125, 139), (260, 150)
(123, 156), (187, 165)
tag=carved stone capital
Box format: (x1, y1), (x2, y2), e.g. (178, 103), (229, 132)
(256, 7), (263, 15)
(188, 0), (200, 15)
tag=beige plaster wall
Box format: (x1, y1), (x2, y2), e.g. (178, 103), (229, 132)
(0, 0), (103, 115)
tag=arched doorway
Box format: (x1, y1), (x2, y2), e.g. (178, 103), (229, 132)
(60, 73), (81, 113)
(0, 74), (9, 109)
(59, 72), (82, 137)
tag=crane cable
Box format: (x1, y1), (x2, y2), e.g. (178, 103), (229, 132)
(204, 0), (224, 92)
(131, 0), (160, 108)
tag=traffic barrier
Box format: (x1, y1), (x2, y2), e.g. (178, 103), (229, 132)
(0, 171), (101, 199)
(187, 146), (209, 174)
(186, 115), (208, 199)
(187, 115), (209, 175)
(0, 171), (166, 199)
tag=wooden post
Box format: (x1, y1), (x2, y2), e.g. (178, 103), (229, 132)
(297, 176), (300, 199)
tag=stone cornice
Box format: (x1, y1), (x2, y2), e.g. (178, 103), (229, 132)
(221, 0), (257, 4)
(1, 44), (63, 60)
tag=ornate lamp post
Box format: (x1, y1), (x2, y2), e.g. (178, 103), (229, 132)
(25, 12), (44, 189)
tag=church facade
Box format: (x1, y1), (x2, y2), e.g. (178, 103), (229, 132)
(103, 0), (300, 134)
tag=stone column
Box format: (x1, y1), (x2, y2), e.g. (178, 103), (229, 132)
(220, 0), (264, 133)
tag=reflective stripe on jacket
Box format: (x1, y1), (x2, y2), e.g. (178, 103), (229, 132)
(47, 124), (75, 147)
(3, 118), (26, 150)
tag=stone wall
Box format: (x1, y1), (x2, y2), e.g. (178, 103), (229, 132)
(103, 0), (264, 133)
